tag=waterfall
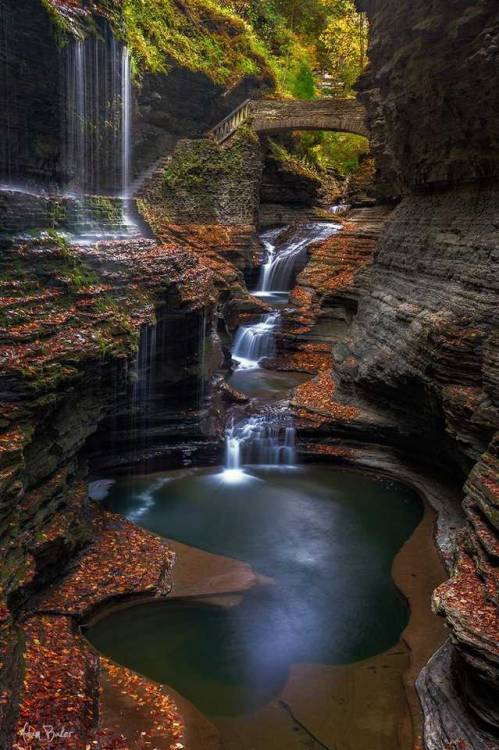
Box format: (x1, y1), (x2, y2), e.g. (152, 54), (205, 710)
(197, 308), (208, 407)
(224, 415), (296, 477)
(64, 40), (86, 195)
(121, 46), (131, 199)
(62, 28), (135, 238)
(224, 223), (341, 481)
(257, 223), (341, 294)
(131, 322), (157, 463)
(232, 312), (280, 369)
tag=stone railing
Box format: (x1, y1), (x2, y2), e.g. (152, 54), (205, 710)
(209, 99), (252, 144)
(209, 97), (368, 143)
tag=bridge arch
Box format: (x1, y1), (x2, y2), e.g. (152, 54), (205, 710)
(210, 98), (368, 144)
(251, 99), (368, 139)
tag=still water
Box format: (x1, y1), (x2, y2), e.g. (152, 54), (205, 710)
(88, 466), (422, 717)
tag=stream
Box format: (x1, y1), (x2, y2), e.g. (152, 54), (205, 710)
(87, 222), (424, 746)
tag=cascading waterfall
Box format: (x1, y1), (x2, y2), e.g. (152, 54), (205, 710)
(225, 222), (341, 479)
(0, 1), (13, 181)
(232, 312), (280, 369)
(225, 414), (296, 476)
(257, 222), (340, 294)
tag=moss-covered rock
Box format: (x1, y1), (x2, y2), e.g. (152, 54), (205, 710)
(145, 128), (263, 225)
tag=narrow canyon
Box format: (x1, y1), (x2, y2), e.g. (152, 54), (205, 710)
(0, 1), (497, 749)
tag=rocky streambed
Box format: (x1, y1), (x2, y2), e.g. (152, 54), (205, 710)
(77, 218), (452, 750)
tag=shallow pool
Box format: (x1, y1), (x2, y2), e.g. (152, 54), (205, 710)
(88, 466), (422, 716)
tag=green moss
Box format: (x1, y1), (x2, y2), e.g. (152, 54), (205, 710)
(45, 230), (98, 290)
(86, 196), (122, 226)
(119, 0), (273, 87)
(46, 228), (70, 252)
(41, 0), (98, 47)
(40, 0), (72, 45)
(162, 129), (256, 210)
(50, 200), (67, 229)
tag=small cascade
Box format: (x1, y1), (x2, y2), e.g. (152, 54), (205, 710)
(257, 227), (285, 293)
(224, 414), (296, 476)
(197, 308), (208, 408)
(257, 222), (340, 294)
(130, 322), (158, 462)
(225, 221), (342, 480)
(232, 312), (280, 369)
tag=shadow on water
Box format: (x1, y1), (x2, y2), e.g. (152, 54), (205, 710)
(87, 465), (423, 716)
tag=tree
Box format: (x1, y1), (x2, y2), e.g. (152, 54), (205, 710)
(318, 0), (368, 95)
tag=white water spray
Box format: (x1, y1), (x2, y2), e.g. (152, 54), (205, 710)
(62, 30), (136, 239)
(257, 223), (340, 294)
(232, 312), (280, 369)
(224, 415), (296, 477)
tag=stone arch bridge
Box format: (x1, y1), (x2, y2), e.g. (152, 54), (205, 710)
(210, 98), (368, 144)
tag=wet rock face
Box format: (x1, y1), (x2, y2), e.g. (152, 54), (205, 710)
(331, 194), (499, 743)
(0, 233), (219, 604)
(356, 0), (499, 197)
(347, 1), (499, 742)
(0, 0), (61, 184)
(260, 148), (324, 209)
(335, 185), (499, 469)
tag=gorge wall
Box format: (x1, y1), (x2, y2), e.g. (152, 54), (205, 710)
(356, 0), (499, 199)
(333, 1), (499, 745)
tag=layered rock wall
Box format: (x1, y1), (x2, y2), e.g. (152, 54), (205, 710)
(0, 232), (222, 744)
(356, 0), (499, 198)
(0, 0), (61, 184)
(340, 1), (499, 743)
(334, 185), (499, 470)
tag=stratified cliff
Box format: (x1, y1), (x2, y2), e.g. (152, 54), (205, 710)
(334, 1), (499, 745)
(355, 0), (499, 199)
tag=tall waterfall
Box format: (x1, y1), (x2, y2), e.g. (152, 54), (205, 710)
(63, 30), (132, 197)
(121, 46), (132, 199)
(257, 223), (340, 294)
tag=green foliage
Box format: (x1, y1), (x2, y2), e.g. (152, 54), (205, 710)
(285, 60), (316, 100)
(268, 139), (320, 182)
(43, 0), (367, 99)
(119, 0), (272, 86)
(294, 131), (369, 176)
(228, 0), (367, 97)
(318, 0), (368, 95)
